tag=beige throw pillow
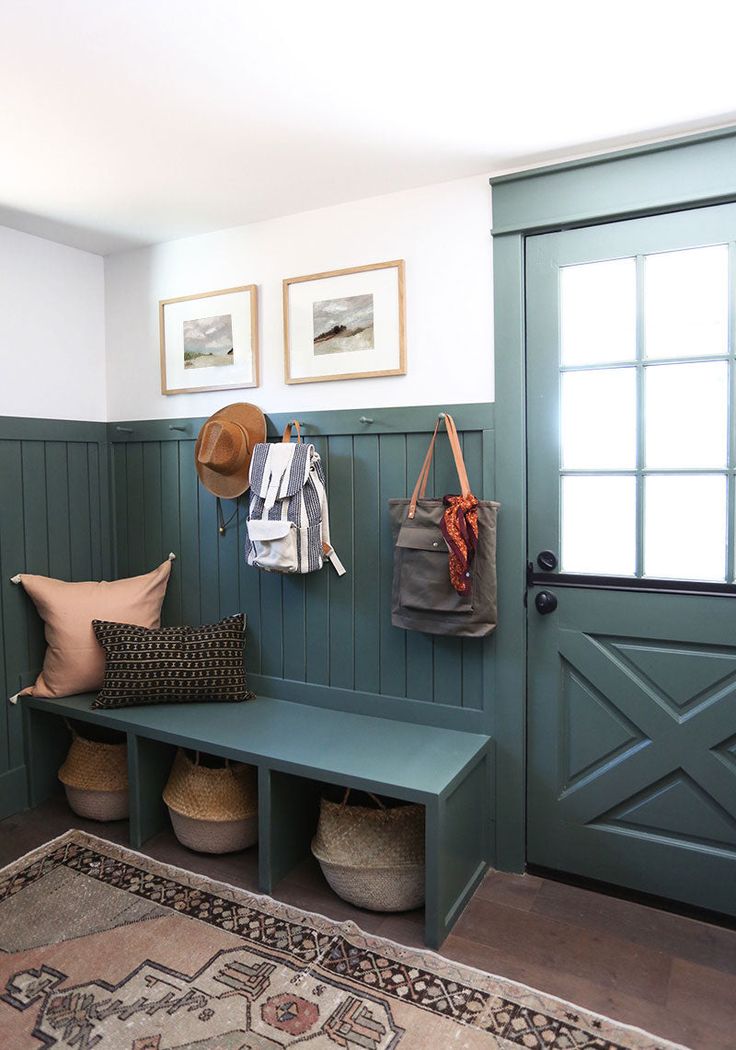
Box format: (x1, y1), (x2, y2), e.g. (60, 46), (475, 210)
(15, 557), (174, 699)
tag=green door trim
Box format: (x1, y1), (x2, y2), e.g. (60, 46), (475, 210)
(491, 125), (736, 236)
(491, 125), (736, 874)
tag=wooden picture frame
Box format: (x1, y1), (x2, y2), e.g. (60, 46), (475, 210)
(159, 285), (259, 396)
(283, 259), (406, 384)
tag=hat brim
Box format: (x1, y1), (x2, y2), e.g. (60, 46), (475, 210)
(195, 403), (267, 499)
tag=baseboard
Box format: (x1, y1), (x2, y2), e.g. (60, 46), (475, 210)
(0, 766), (28, 819)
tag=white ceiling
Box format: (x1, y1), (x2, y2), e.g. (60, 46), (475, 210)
(3, 0), (736, 255)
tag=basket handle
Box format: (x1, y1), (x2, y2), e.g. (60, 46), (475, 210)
(193, 749), (235, 774)
(340, 787), (386, 809)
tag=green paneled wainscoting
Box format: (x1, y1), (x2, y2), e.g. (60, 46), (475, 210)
(1, 405), (503, 860)
(110, 405), (495, 733)
(0, 417), (112, 817)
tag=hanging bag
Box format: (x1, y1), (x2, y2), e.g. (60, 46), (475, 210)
(246, 421), (345, 576)
(389, 413), (499, 637)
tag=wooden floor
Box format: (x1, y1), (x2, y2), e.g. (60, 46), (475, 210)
(1, 797), (735, 1050)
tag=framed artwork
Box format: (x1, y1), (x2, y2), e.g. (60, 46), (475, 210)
(283, 259), (406, 384)
(159, 285), (259, 395)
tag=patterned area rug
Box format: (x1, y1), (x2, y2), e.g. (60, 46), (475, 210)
(0, 831), (686, 1050)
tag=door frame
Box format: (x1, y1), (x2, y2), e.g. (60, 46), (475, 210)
(491, 124), (736, 873)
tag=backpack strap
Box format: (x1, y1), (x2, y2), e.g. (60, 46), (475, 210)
(282, 420), (303, 443)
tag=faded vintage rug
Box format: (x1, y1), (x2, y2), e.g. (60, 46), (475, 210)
(0, 831), (685, 1050)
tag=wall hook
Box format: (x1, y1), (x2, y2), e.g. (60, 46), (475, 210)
(115, 426), (134, 434)
(168, 424), (188, 432)
(359, 416), (374, 424)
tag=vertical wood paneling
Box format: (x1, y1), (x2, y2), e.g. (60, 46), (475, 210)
(305, 436), (329, 686)
(260, 572), (284, 679)
(105, 414), (495, 716)
(67, 443), (92, 580)
(160, 441), (182, 625)
(112, 443), (129, 578)
(0, 425), (108, 812)
(327, 435), (354, 690)
(87, 443), (103, 580)
(238, 503), (262, 675)
(0, 441), (28, 768)
(217, 500), (240, 619)
(44, 443), (71, 579)
(281, 573), (306, 682)
(21, 443), (49, 676)
(125, 443), (145, 573)
(143, 443), (163, 570)
(379, 434), (406, 697)
(198, 482), (220, 624)
(353, 434), (380, 693)
(179, 440), (201, 626)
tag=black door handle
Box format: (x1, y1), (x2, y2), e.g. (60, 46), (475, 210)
(535, 590), (558, 615)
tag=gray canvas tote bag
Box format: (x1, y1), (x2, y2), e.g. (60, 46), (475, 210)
(389, 414), (499, 638)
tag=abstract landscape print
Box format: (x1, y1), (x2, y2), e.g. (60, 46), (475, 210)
(313, 293), (374, 356)
(183, 312), (234, 369)
(0, 831), (683, 1050)
(283, 260), (405, 384)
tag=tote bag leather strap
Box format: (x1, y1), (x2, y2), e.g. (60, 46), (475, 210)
(408, 413), (471, 519)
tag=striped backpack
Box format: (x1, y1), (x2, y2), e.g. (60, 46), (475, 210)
(246, 422), (346, 576)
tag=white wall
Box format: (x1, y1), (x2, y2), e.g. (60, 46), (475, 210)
(0, 225), (106, 421)
(104, 175), (493, 421)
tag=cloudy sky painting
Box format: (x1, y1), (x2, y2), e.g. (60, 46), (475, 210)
(313, 293), (374, 356)
(183, 313), (234, 368)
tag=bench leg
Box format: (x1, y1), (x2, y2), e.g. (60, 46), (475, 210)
(127, 734), (176, 849)
(23, 707), (68, 809)
(425, 752), (492, 950)
(258, 767), (320, 894)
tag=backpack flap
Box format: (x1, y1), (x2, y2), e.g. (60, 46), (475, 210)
(247, 519), (298, 573)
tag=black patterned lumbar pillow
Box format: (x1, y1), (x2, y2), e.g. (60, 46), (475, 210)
(91, 613), (254, 709)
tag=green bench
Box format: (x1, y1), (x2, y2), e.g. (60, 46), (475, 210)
(21, 693), (493, 949)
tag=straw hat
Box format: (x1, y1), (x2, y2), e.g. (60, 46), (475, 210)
(195, 403), (266, 498)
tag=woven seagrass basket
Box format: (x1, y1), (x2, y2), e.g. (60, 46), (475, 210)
(311, 790), (425, 912)
(58, 727), (129, 821)
(163, 748), (258, 854)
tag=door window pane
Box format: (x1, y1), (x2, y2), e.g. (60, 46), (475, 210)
(644, 245), (728, 360)
(561, 368), (637, 469)
(561, 258), (636, 366)
(645, 361), (728, 468)
(644, 474), (727, 581)
(561, 476), (636, 576)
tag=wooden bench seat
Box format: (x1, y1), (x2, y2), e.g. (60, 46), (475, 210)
(21, 693), (493, 948)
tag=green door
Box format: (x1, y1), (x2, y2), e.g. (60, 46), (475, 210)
(526, 203), (736, 915)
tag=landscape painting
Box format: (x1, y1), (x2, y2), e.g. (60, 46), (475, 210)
(183, 313), (234, 368)
(312, 293), (374, 355)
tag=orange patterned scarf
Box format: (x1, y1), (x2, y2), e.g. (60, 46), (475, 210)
(440, 494), (479, 595)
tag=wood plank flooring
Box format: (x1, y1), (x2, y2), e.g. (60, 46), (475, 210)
(1, 797), (734, 1050)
